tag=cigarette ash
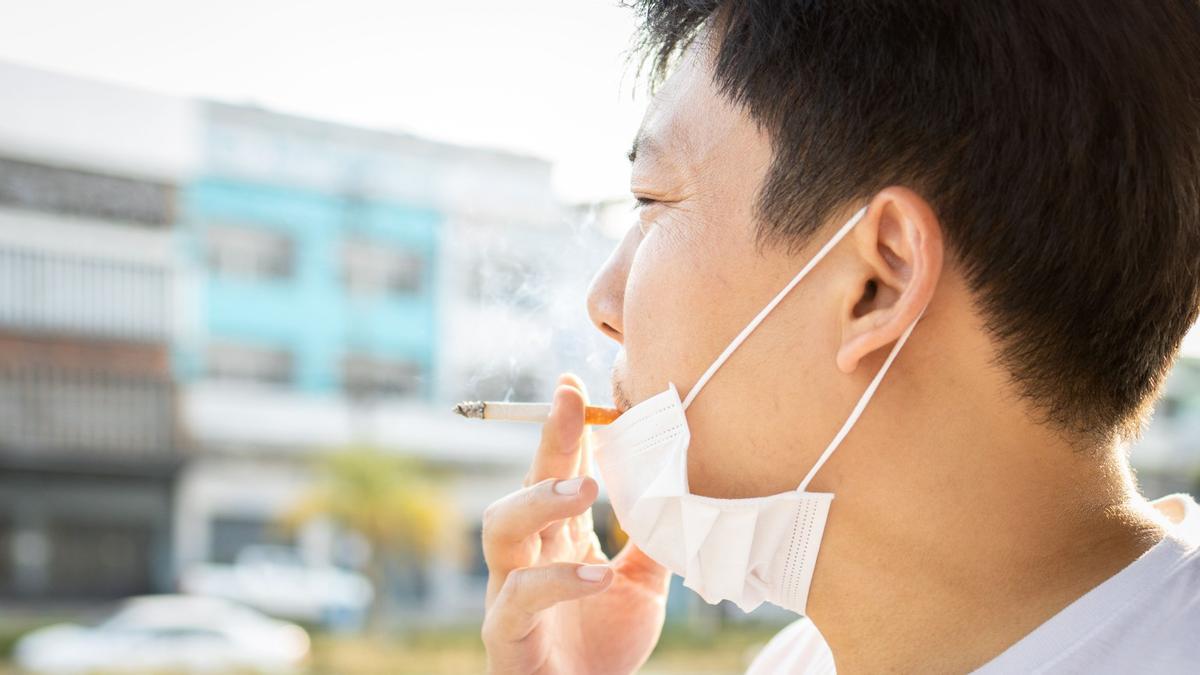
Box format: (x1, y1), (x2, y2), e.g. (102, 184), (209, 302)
(452, 401), (486, 419)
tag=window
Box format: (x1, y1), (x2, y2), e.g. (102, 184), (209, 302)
(205, 342), (293, 386)
(0, 366), (174, 457)
(205, 226), (294, 281)
(341, 239), (424, 296)
(209, 516), (293, 565)
(341, 354), (423, 398)
(0, 157), (173, 227)
(49, 520), (153, 598)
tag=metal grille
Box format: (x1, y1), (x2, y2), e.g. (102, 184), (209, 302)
(0, 366), (175, 460)
(0, 247), (170, 342)
(0, 157), (173, 226)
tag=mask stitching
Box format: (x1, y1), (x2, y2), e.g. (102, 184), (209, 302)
(795, 503), (817, 606)
(782, 502), (817, 608)
(627, 425), (684, 456)
(782, 508), (802, 604)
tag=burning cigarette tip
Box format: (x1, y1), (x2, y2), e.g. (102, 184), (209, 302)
(453, 401), (486, 419)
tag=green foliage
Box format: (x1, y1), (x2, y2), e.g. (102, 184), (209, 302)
(283, 447), (451, 560)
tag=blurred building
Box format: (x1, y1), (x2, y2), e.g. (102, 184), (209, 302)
(0, 62), (614, 619)
(172, 103), (445, 577)
(0, 62), (195, 600)
(172, 102), (616, 622)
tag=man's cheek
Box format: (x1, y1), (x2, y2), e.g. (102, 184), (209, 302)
(622, 241), (702, 393)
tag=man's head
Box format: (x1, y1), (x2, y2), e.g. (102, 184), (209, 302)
(587, 0), (1200, 498)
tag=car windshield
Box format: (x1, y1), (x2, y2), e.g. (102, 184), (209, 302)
(101, 597), (265, 632)
(237, 545), (304, 567)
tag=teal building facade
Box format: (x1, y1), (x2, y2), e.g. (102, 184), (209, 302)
(177, 106), (440, 400)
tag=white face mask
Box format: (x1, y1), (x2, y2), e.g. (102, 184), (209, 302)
(592, 206), (922, 615)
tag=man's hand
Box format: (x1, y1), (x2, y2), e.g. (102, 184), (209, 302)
(481, 373), (671, 675)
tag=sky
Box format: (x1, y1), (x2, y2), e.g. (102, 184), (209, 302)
(0, 0), (648, 203)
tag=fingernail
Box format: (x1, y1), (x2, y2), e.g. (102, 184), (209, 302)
(553, 477), (584, 495)
(576, 565), (610, 582)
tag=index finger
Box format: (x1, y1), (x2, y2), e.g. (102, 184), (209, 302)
(524, 374), (588, 486)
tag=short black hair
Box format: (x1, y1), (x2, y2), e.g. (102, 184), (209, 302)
(627, 0), (1200, 443)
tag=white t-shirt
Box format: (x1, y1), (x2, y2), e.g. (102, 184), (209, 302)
(746, 494), (1200, 674)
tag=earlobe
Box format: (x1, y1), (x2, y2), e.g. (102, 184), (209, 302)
(835, 188), (943, 373)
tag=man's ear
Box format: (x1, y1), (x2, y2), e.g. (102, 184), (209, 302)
(835, 187), (943, 373)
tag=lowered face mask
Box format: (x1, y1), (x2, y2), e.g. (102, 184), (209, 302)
(591, 205), (922, 616)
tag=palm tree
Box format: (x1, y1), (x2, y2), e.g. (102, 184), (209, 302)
(283, 447), (451, 632)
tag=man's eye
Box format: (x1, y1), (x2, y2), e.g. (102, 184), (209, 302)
(634, 197), (657, 209)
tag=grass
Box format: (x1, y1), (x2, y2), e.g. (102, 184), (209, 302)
(307, 621), (783, 675)
(1, 616), (786, 674)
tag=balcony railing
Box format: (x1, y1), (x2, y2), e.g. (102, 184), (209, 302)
(0, 246), (170, 343)
(0, 366), (177, 465)
(0, 157), (174, 227)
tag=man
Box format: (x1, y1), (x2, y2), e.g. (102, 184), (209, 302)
(481, 1), (1200, 672)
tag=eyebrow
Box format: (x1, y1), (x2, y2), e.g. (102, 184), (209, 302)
(627, 130), (661, 165)
(627, 134), (641, 164)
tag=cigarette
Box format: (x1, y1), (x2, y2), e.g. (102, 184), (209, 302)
(453, 401), (621, 425)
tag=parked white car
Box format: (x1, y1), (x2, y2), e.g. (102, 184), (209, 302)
(13, 594), (309, 674)
(180, 545), (373, 629)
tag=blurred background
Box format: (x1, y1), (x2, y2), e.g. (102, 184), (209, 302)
(0, 1), (1196, 673)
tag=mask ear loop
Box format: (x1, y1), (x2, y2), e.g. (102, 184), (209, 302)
(681, 206), (870, 412)
(796, 312), (923, 492)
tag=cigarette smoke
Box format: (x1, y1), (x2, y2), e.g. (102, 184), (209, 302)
(452, 201), (625, 406)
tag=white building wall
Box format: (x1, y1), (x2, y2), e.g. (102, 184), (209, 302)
(0, 62), (199, 180)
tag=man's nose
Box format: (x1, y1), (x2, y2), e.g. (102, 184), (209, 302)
(586, 223), (641, 344)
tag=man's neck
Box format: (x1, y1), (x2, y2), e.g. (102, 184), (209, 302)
(806, 414), (1167, 674)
